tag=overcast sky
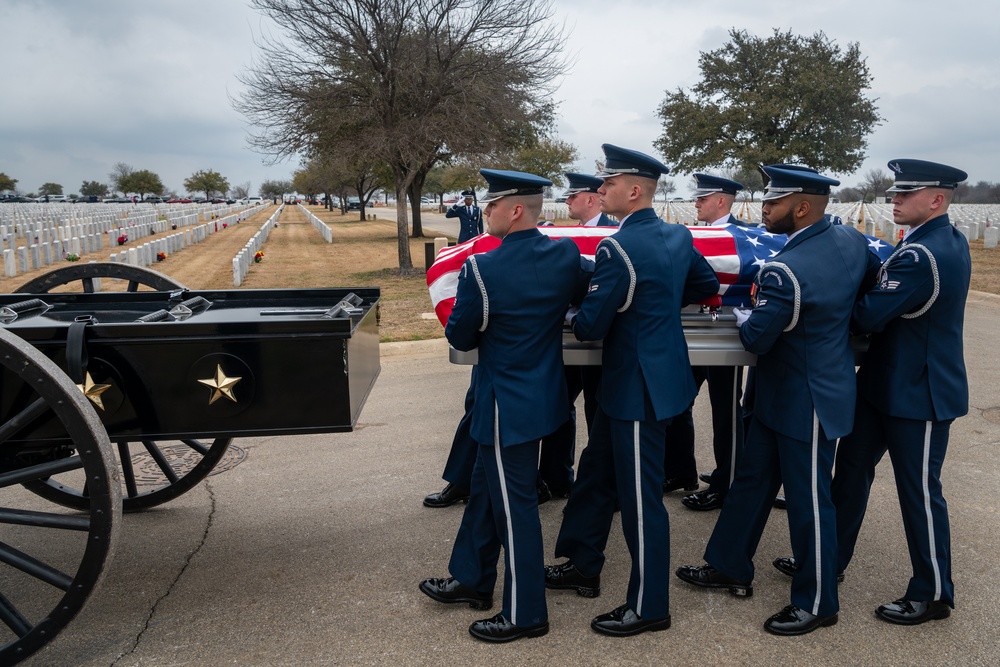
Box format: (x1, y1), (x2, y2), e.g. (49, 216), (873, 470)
(3, 0), (998, 197)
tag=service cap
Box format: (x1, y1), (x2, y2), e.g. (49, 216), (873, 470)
(759, 164), (839, 201)
(595, 144), (669, 181)
(886, 159), (967, 192)
(479, 169), (552, 203)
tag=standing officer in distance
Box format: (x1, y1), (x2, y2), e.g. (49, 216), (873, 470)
(676, 165), (880, 636)
(663, 174), (749, 510)
(775, 159), (970, 626)
(547, 145), (719, 637)
(419, 169), (590, 643)
(537, 172), (616, 497)
(446, 190), (483, 243)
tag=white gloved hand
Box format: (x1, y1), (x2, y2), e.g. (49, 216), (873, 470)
(564, 306), (580, 326)
(733, 307), (752, 326)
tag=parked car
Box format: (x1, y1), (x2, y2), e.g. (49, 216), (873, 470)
(247, 197), (263, 205)
(167, 197), (193, 204)
(0, 195), (35, 203)
(75, 195), (102, 203)
(144, 195), (164, 203)
(346, 197), (361, 210)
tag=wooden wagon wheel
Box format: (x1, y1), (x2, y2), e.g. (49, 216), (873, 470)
(14, 263), (232, 512)
(13, 262), (183, 294)
(0, 328), (121, 665)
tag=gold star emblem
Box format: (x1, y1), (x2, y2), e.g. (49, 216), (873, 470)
(77, 372), (112, 411)
(197, 364), (242, 405)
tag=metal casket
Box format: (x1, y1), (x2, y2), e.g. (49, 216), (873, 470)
(0, 288), (381, 442)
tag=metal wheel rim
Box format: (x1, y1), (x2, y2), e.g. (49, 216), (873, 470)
(14, 262), (185, 294)
(0, 328), (121, 665)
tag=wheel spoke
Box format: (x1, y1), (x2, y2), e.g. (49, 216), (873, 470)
(0, 592), (32, 638)
(117, 441), (140, 499)
(0, 507), (91, 531)
(0, 397), (49, 444)
(0, 456), (83, 490)
(0, 541), (73, 591)
(140, 441), (179, 483)
(82, 277), (96, 293)
(126, 280), (140, 292)
(179, 439), (211, 456)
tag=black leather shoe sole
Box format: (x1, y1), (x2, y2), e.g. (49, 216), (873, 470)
(875, 600), (951, 625)
(591, 615), (671, 637)
(764, 611), (838, 636)
(675, 566), (753, 597)
(681, 492), (724, 511)
(419, 580), (492, 610)
(469, 615), (549, 642)
(545, 580), (601, 598)
(772, 557), (845, 583)
(544, 564), (601, 598)
(663, 477), (699, 494)
(422, 487), (470, 508)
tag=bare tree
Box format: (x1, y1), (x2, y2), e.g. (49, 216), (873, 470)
(860, 168), (893, 203)
(108, 162), (134, 196)
(655, 180), (677, 202)
(235, 0), (567, 273)
(231, 181), (252, 200)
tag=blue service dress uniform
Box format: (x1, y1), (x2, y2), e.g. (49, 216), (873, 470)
(832, 213), (970, 607)
(445, 228), (589, 628)
(446, 203), (484, 242)
(702, 218), (880, 618)
(665, 213), (754, 491)
(537, 211), (617, 492)
(554, 208), (719, 621)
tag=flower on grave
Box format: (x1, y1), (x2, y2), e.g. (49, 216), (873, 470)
(254, 250), (264, 263)
(66, 253), (80, 262)
(156, 252), (167, 262)
(222, 222), (228, 228)
(171, 223), (177, 230)
(118, 235), (128, 245)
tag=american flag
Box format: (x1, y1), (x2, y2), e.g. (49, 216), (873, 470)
(426, 225), (895, 327)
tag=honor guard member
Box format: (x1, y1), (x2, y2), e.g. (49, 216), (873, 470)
(446, 190), (483, 242)
(776, 159), (970, 625)
(547, 145), (719, 637)
(665, 174), (749, 510)
(537, 172), (616, 496)
(420, 169), (590, 642)
(676, 164), (880, 636)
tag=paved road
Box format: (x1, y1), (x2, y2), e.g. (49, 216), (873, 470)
(16, 295), (1000, 666)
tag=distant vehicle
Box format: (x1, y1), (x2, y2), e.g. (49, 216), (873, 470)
(144, 195), (164, 203)
(247, 197), (263, 205)
(43, 194), (70, 202)
(555, 196), (568, 203)
(443, 196), (460, 205)
(75, 195), (102, 203)
(167, 197), (193, 204)
(419, 197), (432, 205)
(347, 197), (361, 210)
(669, 197), (686, 202)
(106, 197), (131, 203)
(1, 195), (35, 203)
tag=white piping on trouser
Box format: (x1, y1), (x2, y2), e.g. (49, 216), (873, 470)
(729, 373), (738, 488)
(633, 420), (645, 616)
(922, 421), (943, 600)
(493, 401), (518, 623)
(810, 411), (823, 616)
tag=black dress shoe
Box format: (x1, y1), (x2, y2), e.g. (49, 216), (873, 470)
(537, 481), (552, 505)
(591, 604), (670, 637)
(675, 564), (753, 597)
(663, 476), (699, 494)
(423, 483), (469, 508)
(773, 494), (787, 510)
(764, 604), (838, 636)
(699, 472), (713, 484)
(772, 557), (845, 582)
(419, 577), (493, 610)
(875, 598), (951, 625)
(468, 613), (548, 642)
(544, 562), (601, 597)
(681, 490), (724, 511)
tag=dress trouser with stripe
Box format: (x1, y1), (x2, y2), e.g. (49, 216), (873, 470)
(705, 416), (840, 617)
(449, 439), (547, 627)
(832, 394), (954, 606)
(554, 406), (671, 620)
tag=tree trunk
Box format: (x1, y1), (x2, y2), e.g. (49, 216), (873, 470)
(407, 180), (424, 238)
(394, 180), (414, 274)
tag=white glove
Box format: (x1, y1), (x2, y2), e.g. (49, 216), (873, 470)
(564, 306), (580, 326)
(733, 307), (752, 326)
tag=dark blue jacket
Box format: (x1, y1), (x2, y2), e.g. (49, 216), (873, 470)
(446, 203), (483, 242)
(446, 228), (590, 445)
(571, 208), (719, 421)
(853, 214), (970, 421)
(740, 219), (880, 441)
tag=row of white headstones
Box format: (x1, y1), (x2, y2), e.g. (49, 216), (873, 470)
(0, 202), (264, 284)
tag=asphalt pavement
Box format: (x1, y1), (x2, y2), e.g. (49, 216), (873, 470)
(15, 278), (1000, 666)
